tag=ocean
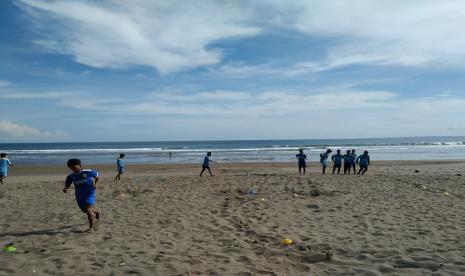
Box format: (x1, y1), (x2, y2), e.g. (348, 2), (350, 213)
(1, 137), (465, 165)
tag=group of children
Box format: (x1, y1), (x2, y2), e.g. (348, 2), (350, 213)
(0, 149), (369, 233)
(296, 148), (371, 175)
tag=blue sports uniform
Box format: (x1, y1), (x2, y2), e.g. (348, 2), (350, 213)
(320, 152), (330, 166)
(296, 153), (307, 168)
(357, 155), (370, 168)
(343, 154), (352, 164)
(349, 153), (357, 164)
(117, 158), (125, 173)
(0, 158), (12, 177)
(65, 170), (98, 212)
(203, 156), (211, 168)
(331, 154), (344, 165)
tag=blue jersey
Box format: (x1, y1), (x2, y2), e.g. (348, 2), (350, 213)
(320, 152), (330, 166)
(65, 169), (98, 200)
(296, 153), (307, 164)
(0, 158), (12, 175)
(331, 154), (344, 165)
(343, 154), (352, 163)
(357, 155), (370, 166)
(117, 158), (125, 169)
(203, 156), (211, 167)
(349, 153), (357, 163)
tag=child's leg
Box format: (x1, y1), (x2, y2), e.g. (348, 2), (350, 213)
(85, 205), (96, 232)
(0, 176), (3, 184)
(298, 166), (302, 174)
(322, 165), (327, 174)
(362, 166), (368, 175)
(200, 167), (206, 177)
(337, 164), (341, 174)
(207, 167), (214, 176)
(332, 164), (336, 174)
(303, 166), (306, 174)
(352, 163), (356, 175)
(357, 166), (363, 175)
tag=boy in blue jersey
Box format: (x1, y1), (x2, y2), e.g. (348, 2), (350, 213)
(343, 150), (352, 174)
(319, 149), (332, 174)
(200, 152), (216, 177)
(350, 149), (357, 175)
(331, 149), (344, 174)
(114, 153), (125, 181)
(63, 159), (100, 233)
(296, 148), (307, 175)
(356, 151), (371, 175)
(0, 153), (14, 184)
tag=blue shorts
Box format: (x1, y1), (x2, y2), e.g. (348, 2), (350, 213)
(118, 167), (124, 174)
(0, 172), (7, 177)
(76, 194), (95, 212)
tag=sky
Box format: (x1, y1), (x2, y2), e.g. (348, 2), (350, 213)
(2, 0), (465, 142)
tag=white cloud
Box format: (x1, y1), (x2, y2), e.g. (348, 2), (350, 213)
(17, 0), (260, 74)
(0, 119), (70, 139)
(270, 0), (465, 69)
(17, 1), (465, 74)
(0, 80), (11, 87)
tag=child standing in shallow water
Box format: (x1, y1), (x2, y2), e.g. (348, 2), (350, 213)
(320, 149), (332, 174)
(200, 152), (216, 177)
(0, 153), (14, 185)
(63, 159), (100, 233)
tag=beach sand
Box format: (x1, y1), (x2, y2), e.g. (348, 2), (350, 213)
(1, 161), (465, 275)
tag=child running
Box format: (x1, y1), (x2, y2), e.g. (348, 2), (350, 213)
(350, 149), (357, 175)
(356, 151), (371, 175)
(319, 149), (332, 174)
(343, 150), (352, 174)
(200, 152), (216, 177)
(0, 153), (14, 185)
(296, 148), (307, 175)
(331, 149), (344, 174)
(114, 153), (125, 181)
(63, 159), (100, 233)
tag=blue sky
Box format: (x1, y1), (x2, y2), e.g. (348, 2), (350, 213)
(2, 0), (465, 142)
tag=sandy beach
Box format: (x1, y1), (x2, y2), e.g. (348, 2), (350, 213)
(1, 160), (465, 275)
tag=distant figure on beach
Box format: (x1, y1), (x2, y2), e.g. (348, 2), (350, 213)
(0, 153), (14, 185)
(169, 151), (172, 160)
(114, 153), (125, 181)
(356, 151), (371, 175)
(331, 149), (344, 174)
(319, 149), (332, 174)
(296, 148), (307, 175)
(200, 152), (216, 177)
(63, 159), (100, 233)
(343, 150), (352, 174)
(350, 149), (357, 175)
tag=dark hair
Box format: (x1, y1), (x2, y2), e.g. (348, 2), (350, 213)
(207, 152), (212, 155)
(0, 153), (6, 158)
(67, 158), (81, 167)
(119, 153), (125, 158)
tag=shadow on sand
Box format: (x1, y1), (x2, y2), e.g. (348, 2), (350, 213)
(0, 224), (82, 238)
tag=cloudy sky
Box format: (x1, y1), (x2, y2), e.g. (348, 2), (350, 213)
(1, 0), (465, 142)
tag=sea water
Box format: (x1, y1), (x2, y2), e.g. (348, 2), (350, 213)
(1, 137), (465, 165)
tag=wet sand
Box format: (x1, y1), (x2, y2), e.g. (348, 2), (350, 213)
(1, 161), (465, 275)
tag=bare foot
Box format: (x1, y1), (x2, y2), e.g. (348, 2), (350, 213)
(84, 228), (95, 233)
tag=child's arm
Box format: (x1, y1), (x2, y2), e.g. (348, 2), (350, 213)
(93, 176), (99, 189)
(63, 176), (72, 193)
